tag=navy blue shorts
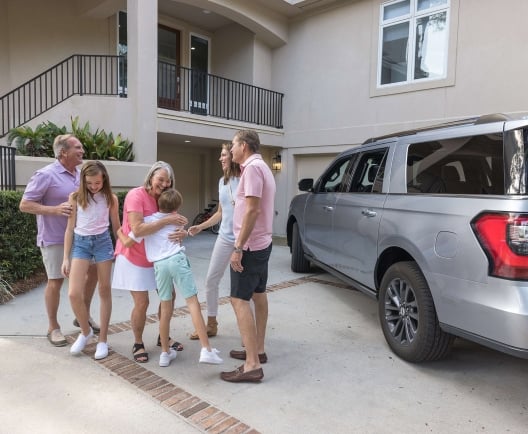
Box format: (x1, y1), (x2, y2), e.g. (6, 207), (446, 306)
(230, 243), (272, 301)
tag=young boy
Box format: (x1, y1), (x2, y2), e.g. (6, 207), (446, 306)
(118, 189), (223, 367)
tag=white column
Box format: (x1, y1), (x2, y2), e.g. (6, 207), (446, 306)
(127, 0), (157, 164)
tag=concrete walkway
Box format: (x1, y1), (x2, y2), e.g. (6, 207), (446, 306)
(1, 233), (527, 433)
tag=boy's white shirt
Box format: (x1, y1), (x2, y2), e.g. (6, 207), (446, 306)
(129, 212), (185, 262)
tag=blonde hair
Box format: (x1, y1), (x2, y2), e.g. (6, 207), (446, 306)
(74, 161), (113, 209)
(158, 188), (183, 213)
(222, 142), (241, 185)
(143, 161), (174, 190)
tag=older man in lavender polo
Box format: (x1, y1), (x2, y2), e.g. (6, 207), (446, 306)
(19, 134), (98, 347)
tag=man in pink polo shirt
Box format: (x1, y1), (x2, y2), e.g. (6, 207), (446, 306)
(20, 134), (98, 347)
(220, 129), (276, 383)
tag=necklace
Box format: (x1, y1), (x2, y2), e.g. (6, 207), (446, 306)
(228, 179), (235, 206)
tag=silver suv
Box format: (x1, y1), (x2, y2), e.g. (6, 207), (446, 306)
(287, 113), (528, 362)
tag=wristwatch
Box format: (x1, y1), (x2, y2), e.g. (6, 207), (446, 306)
(234, 246), (243, 254)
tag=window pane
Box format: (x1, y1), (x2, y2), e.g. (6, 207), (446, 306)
(383, 0), (410, 21)
(407, 135), (504, 195)
(381, 22), (409, 85)
(417, 0), (448, 12)
(320, 158), (353, 193)
(414, 12), (447, 80)
(349, 150), (388, 193)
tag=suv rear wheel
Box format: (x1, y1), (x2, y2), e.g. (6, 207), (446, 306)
(291, 221), (311, 272)
(379, 261), (453, 362)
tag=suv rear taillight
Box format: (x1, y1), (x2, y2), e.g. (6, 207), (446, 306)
(472, 213), (528, 280)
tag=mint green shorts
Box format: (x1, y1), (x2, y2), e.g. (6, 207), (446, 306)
(153, 251), (197, 301)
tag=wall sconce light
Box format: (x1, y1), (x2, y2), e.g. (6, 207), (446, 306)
(272, 152), (282, 172)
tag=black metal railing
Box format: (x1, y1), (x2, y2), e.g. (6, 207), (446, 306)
(0, 54), (125, 137)
(0, 145), (16, 190)
(158, 62), (283, 128)
(0, 55), (283, 137)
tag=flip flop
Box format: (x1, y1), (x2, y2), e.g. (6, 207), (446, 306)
(157, 335), (183, 351)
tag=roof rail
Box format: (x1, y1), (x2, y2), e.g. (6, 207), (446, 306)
(362, 113), (509, 145)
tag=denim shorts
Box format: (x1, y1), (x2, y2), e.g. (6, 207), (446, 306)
(72, 230), (114, 263)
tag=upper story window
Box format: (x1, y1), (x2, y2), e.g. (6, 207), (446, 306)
(379, 0), (450, 87)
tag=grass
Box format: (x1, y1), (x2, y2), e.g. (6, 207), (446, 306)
(0, 277), (14, 304)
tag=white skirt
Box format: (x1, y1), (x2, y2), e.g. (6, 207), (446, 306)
(112, 254), (157, 291)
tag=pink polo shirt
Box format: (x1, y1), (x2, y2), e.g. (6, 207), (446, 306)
(233, 154), (276, 251)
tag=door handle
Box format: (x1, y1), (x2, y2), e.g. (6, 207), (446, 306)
(361, 209), (377, 217)
(323, 206), (334, 212)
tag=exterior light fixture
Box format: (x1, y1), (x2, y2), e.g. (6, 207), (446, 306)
(272, 152), (282, 172)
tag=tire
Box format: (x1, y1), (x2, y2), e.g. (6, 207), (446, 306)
(192, 213), (206, 226)
(291, 221), (311, 272)
(378, 261), (453, 362)
(211, 222), (220, 234)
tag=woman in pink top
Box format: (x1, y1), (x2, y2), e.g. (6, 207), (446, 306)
(112, 161), (188, 363)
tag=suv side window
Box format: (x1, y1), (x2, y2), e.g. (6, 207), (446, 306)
(407, 134), (504, 194)
(314, 155), (356, 193)
(348, 148), (388, 193)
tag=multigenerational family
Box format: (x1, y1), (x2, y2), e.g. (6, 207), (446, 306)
(19, 129), (276, 383)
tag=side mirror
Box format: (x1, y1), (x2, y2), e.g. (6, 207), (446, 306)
(298, 178), (314, 192)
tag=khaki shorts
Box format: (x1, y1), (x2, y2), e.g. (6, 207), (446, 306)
(40, 244), (65, 280)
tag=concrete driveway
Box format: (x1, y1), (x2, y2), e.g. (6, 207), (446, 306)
(1, 233), (527, 433)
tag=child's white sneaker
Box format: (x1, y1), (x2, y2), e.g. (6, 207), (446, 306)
(159, 348), (177, 367)
(70, 328), (94, 355)
(94, 342), (109, 360)
(199, 348), (223, 364)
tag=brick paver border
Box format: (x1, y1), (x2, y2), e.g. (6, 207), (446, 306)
(68, 274), (343, 433)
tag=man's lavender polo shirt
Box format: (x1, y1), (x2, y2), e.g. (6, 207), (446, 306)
(22, 160), (80, 247)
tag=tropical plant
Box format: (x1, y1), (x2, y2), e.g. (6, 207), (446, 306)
(7, 121), (66, 157)
(7, 116), (135, 161)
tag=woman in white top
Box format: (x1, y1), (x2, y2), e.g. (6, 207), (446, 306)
(62, 161), (121, 360)
(188, 143), (241, 338)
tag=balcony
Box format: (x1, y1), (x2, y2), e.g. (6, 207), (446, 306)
(0, 55), (284, 138)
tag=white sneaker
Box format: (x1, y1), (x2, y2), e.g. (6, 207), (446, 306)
(159, 348), (177, 367)
(199, 348), (223, 364)
(94, 342), (109, 360)
(70, 328), (93, 355)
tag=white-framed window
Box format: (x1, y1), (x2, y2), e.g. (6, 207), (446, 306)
(378, 0), (450, 87)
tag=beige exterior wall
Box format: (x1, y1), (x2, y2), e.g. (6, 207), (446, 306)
(6, 0), (528, 235)
(212, 24), (255, 83)
(0, 0), (115, 95)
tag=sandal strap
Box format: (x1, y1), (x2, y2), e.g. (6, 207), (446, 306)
(133, 343), (145, 353)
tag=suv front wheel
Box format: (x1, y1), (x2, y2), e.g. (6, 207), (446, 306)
(291, 221), (311, 272)
(379, 261), (453, 362)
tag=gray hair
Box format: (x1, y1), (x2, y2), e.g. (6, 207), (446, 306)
(143, 161), (175, 190)
(53, 134), (76, 158)
(235, 129), (260, 153)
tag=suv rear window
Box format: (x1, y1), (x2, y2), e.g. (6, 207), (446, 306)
(406, 133), (504, 194)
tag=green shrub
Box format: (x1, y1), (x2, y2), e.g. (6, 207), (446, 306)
(0, 190), (128, 287)
(0, 191), (43, 282)
(7, 116), (135, 161)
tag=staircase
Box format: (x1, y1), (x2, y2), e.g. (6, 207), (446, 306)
(0, 54), (125, 138)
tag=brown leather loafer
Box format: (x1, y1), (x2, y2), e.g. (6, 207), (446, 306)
(220, 365), (264, 383)
(229, 349), (268, 363)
